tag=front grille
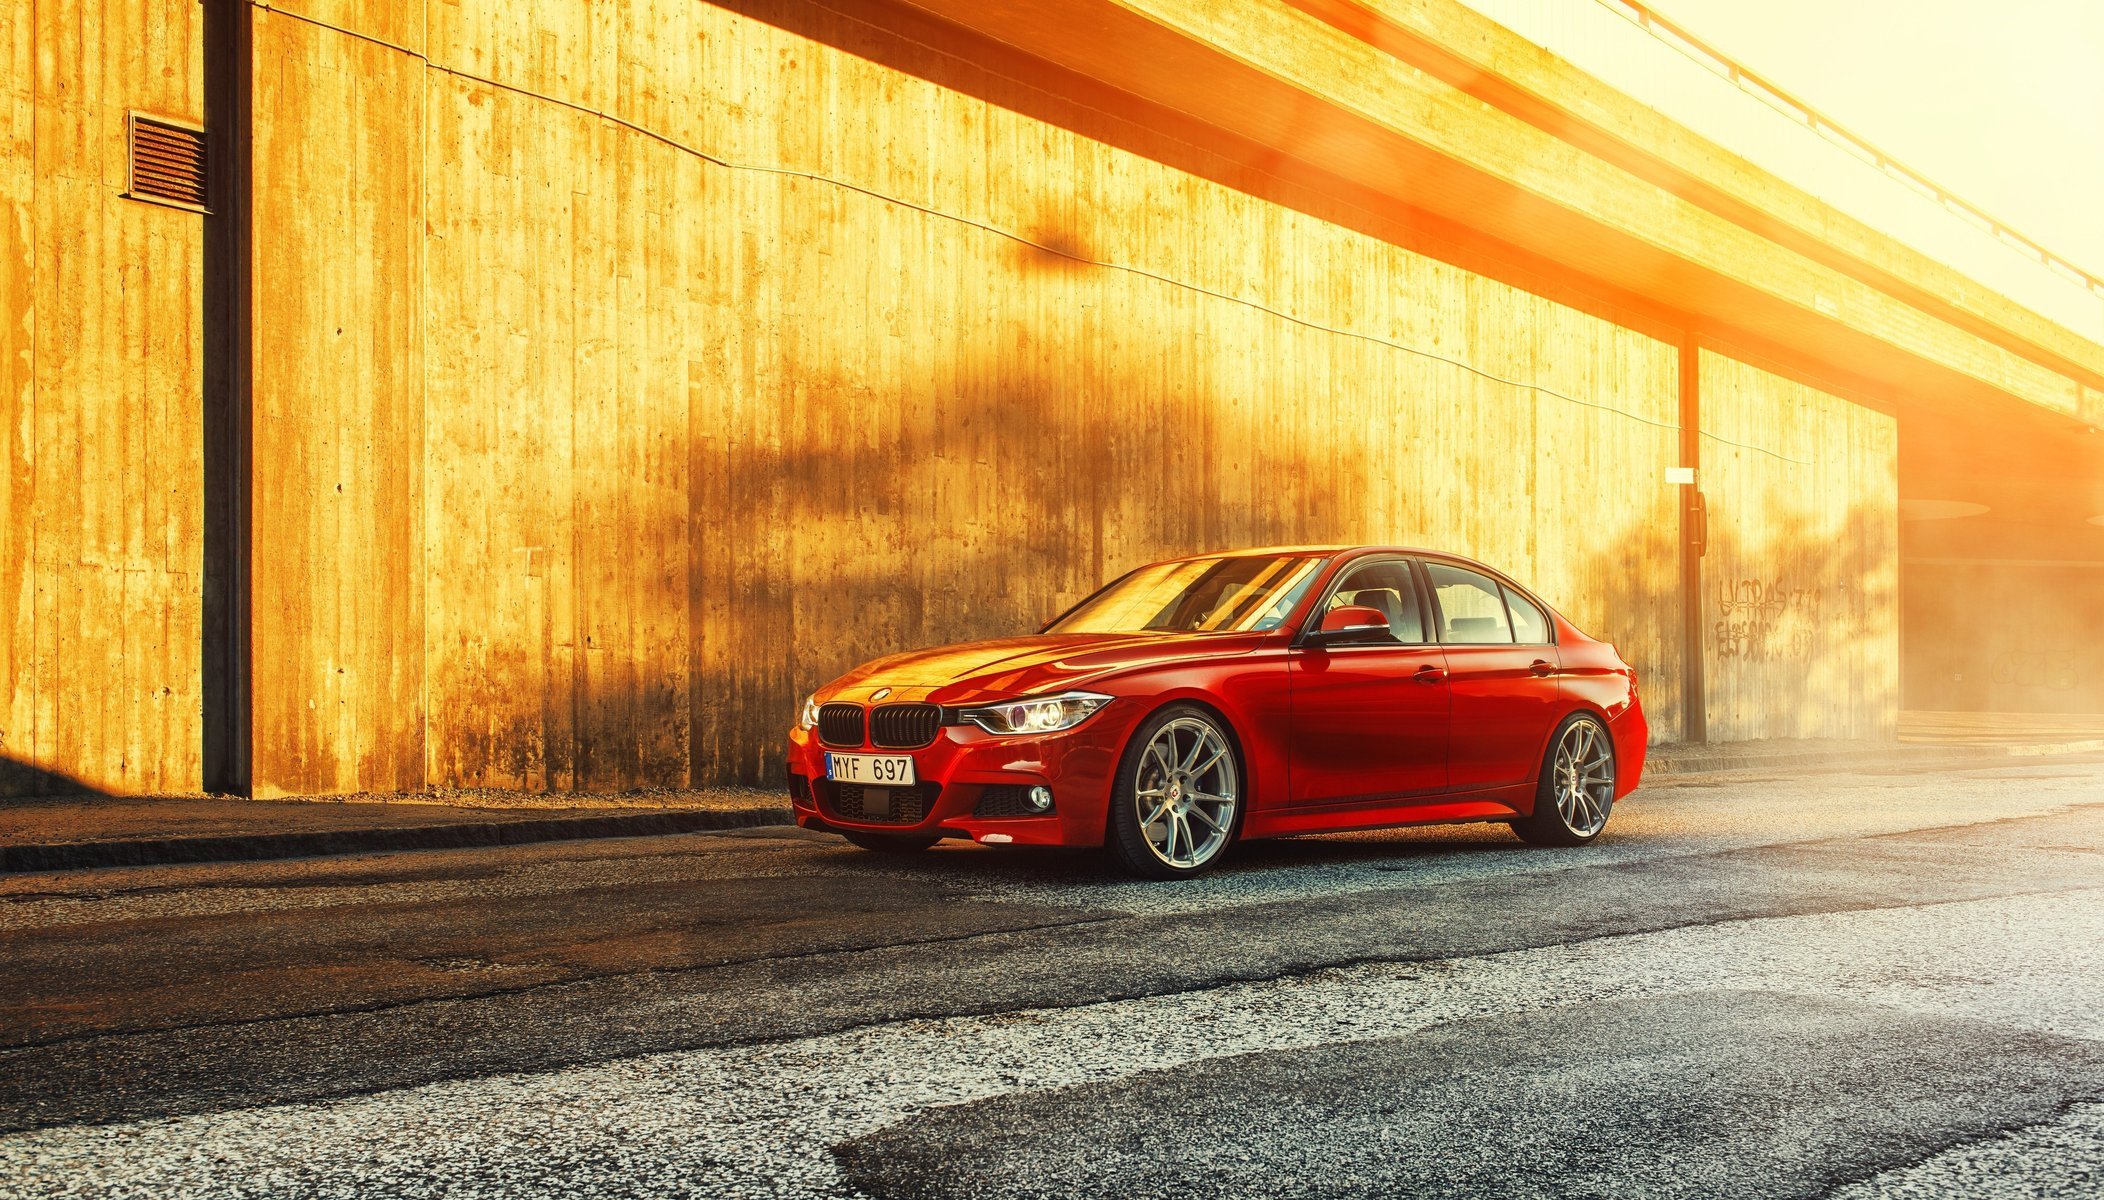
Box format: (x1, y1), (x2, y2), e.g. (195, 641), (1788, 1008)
(870, 703), (941, 749)
(817, 703), (865, 747)
(973, 784), (1052, 818)
(822, 781), (937, 825)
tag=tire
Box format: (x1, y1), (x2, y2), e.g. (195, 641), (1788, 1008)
(1105, 703), (1243, 879)
(840, 830), (942, 854)
(1513, 711), (1617, 846)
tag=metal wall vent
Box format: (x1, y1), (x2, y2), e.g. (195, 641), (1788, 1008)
(126, 112), (208, 211)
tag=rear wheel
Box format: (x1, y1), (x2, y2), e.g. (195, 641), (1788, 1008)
(1513, 713), (1615, 846)
(840, 830), (941, 854)
(1106, 704), (1242, 879)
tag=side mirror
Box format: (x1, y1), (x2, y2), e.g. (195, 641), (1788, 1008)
(1307, 604), (1396, 646)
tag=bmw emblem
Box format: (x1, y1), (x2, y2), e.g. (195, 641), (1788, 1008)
(871, 687), (892, 701)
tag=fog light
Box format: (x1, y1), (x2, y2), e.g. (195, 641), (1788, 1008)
(1028, 786), (1054, 812)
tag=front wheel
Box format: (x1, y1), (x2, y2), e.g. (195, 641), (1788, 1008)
(1106, 704), (1242, 879)
(1512, 713), (1616, 846)
(840, 830), (942, 854)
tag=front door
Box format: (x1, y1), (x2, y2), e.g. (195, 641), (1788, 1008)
(1289, 558), (1451, 804)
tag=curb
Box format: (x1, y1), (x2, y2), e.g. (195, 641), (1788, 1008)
(1986, 738), (2104, 758)
(1647, 742), (2102, 780)
(1, 806), (796, 874)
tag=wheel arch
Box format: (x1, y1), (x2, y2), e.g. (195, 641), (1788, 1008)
(1106, 693), (1256, 845)
(1523, 702), (1617, 810)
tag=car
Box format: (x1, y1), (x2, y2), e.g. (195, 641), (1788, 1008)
(785, 546), (1647, 878)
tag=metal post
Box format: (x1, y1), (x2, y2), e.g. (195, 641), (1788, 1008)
(1679, 335), (1707, 744)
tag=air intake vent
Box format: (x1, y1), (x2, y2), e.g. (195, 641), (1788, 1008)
(126, 112), (208, 211)
(823, 781), (937, 825)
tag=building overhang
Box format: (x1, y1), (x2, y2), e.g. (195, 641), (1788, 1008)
(891, 0), (2104, 436)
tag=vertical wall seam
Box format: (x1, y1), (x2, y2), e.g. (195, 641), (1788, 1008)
(201, 0), (254, 794)
(26, 0), (39, 782)
(420, 0), (431, 789)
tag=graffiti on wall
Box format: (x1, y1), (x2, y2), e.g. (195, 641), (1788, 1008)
(1713, 578), (1820, 661)
(1988, 650), (2079, 692)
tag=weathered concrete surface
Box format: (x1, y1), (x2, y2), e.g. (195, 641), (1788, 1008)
(838, 991), (2104, 1200)
(1, 759), (2100, 1197)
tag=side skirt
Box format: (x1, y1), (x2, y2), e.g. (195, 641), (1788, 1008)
(1240, 793), (1525, 840)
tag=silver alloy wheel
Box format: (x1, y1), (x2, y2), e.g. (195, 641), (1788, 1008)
(1134, 716), (1238, 870)
(1553, 719), (1615, 837)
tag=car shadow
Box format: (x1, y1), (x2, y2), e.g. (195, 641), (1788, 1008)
(802, 822), (1540, 887)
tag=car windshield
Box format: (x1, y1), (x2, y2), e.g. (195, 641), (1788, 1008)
(1048, 555), (1330, 634)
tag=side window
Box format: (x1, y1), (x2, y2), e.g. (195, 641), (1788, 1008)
(1427, 562), (1514, 643)
(1503, 585), (1551, 644)
(1324, 560), (1426, 643)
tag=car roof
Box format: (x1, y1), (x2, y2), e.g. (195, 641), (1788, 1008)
(1176, 545), (1485, 564)
(1164, 545), (1540, 597)
(1109, 545), (1584, 641)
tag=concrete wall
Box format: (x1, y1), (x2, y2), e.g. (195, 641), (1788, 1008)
(1698, 349), (1899, 741)
(2, 0), (207, 796)
(1905, 562), (2104, 715)
(247, 4), (427, 797)
(2, 0), (1917, 797)
(241, 0), (1699, 793)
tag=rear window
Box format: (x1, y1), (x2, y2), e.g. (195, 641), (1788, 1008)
(1503, 585), (1551, 644)
(1427, 562), (1514, 644)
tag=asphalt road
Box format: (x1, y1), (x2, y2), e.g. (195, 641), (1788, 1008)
(2, 759), (2101, 1198)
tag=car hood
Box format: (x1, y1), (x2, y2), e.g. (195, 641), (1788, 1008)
(820, 630), (1264, 706)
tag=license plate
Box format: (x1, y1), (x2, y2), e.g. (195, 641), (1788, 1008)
(825, 752), (917, 786)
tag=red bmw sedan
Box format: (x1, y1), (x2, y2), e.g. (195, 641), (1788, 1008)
(786, 547), (1646, 878)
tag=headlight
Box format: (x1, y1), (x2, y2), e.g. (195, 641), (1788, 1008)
(960, 691), (1112, 736)
(796, 694), (821, 731)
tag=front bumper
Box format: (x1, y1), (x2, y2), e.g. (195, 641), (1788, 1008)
(785, 701), (1145, 847)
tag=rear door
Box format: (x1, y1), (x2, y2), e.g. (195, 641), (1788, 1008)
(1422, 559), (1563, 793)
(1287, 557), (1450, 805)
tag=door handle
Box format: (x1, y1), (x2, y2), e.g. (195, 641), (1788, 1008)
(1529, 659), (1557, 677)
(1413, 666), (1447, 685)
